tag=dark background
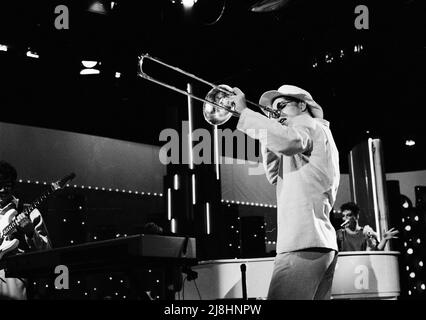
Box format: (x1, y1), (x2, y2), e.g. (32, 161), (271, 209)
(0, 0), (424, 173)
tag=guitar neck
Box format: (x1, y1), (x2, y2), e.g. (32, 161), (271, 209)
(1, 173), (74, 238)
(22, 185), (55, 217)
(2, 185), (56, 237)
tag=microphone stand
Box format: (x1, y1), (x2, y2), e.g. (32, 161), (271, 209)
(240, 264), (247, 300)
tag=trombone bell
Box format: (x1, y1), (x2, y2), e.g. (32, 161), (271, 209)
(203, 85), (235, 126)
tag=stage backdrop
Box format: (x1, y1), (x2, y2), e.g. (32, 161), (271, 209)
(0, 122), (166, 194)
(220, 155), (351, 209)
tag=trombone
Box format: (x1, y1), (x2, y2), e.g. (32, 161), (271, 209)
(137, 54), (281, 125)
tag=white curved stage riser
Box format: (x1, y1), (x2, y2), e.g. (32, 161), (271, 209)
(180, 252), (400, 300)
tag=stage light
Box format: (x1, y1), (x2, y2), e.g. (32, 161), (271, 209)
(81, 60), (100, 75)
(419, 261), (424, 267)
(171, 218), (177, 233)
(182, 0), (197, 8)
(0, 44), (8, 52)
(410, 272), (416, 278)
(80, 68), (100, 75)
(407, 248), (414, 254)
(87, 1), (108, 14)
(26, 50), (39, 58)
(421, 284), (425, 290)
(167, 188), (172, 220)
(405, 225), (411, 231)
(400, 194), (413, 210)
(405, 140), (415, 146)
(414, 215), (419, 221)
(115, 72), (121, 78)
(206, 202), (211, 234)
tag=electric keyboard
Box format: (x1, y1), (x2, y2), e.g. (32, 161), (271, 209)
(0, 234), (196, 278)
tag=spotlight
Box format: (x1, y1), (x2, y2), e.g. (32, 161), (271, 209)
(400, 195), (412, 209)
(80, 60), (100, 75)
(0, 44), (8, 52)
(87, 1), (109, 15)
(405, 140), (415, 146)
(26, 50), (39, 58)
(80, 69), (100, 74)
(182, 0), (197, 8)
(82, 60), (98, 68)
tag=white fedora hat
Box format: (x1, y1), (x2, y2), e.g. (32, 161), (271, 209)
(259, 84), (323, 119)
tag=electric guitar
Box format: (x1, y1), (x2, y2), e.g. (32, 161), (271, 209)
(0, 173), (76, 260)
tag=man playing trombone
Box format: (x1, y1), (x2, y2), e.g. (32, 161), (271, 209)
(225, 84), (340, 300)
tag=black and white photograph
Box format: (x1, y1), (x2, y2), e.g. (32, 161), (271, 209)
(0, 0), (424, 309)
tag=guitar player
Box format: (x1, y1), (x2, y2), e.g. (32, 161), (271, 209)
(0, 160), (51, 300)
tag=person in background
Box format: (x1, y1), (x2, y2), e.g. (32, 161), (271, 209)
(336, 202), (399, 251)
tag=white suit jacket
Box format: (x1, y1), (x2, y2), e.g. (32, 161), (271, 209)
(237, 109), (340, 253)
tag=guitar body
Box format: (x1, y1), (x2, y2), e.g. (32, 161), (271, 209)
(0, 208), (20, 260)
(0, 172), (75, 261)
